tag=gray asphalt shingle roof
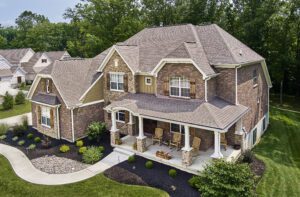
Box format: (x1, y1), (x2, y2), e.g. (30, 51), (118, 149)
(105, 94), (248, 130)
(0, 48), (32, 65)
(32, 93), (60, 105)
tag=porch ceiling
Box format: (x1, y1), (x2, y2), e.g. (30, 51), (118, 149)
(105, 93), (248, 130)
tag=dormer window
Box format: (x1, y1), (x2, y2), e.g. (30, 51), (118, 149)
(42, 59), (47, 63)
(170, 76), (190, 98)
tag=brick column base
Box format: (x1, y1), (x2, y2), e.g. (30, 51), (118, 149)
(128, 123), (135, 136)
(110, 130), (120, 145)
(136, 137), (147, 152)
(182, 148), (193, 166)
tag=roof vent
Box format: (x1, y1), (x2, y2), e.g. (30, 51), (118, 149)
(239, 49), (243, 56)
(159, 22), (163, 27)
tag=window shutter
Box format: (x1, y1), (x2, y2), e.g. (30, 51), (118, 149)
(37, 106), (41, 124)
(124, 74), (128, 92)
(190, 79), (196, 99)
(125, 111), (129, 123)
(163, 79), (169, 96)
(106, 73), (110, 90)
(50, 108), (54, 128)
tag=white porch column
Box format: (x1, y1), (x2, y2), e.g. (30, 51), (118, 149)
(128, 112), (133, 124)
(182, 125), (192, 151)
(138, 116), (144, 138)
(211, 131), (223, 159)
(110, 111), (118, 132)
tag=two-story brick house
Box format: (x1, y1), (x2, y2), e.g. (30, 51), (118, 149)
(28, 24), (271, 173)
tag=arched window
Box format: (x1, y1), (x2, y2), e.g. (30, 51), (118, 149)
(170, 76), (190, 98)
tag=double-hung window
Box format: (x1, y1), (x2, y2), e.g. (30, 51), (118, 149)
(116, 111), (125, 122)
(170, 77), (190, 98)
(110, 73), (124, 91)
(170, 123), (185, 134)
(41, 107), (51, 127)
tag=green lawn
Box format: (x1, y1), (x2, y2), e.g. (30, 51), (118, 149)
(270, 94), (300, 112)
(0, 156), (168, 197)
(0, 100), (31, 119)
(254, 107), (300, 196)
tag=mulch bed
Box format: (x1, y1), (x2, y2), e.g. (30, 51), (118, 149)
(104, 155), (199, 197)
(250, 156), (266, 177)
(0, 127), (113, 162)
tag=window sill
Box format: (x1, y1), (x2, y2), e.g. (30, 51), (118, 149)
(110, 89), (125, 92)
(253, 84), (258, 88)
(116, 120), (125, 123)
(169, 95), (191, 99)
(41, 124), (51, 129)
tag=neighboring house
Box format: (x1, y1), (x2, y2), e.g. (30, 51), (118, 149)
(27, 24), (272, 173)
(21, 51), (71, 83)
(0, 55), (26, 86)
(0, 48), (35, 66)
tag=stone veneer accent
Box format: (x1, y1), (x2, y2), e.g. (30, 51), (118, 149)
(216, 68), (236, 104)
(110, 131), (120, 145)
(156, 63), (205, 100)
(136, 137), (147, 152)
(237, 63), (268, 132)
(182, 149), (192, 166)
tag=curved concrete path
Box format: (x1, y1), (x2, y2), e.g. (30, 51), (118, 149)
(0, 143), (131, 185)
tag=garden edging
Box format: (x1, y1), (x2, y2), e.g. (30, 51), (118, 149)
(0, 143), (128, 185)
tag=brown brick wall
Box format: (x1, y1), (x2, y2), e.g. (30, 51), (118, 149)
(216, 68), (236, 104)
(237, 63), (268, 132)
(104, 110), (129, 135)
(103, 52), (136, 104)
(207, 78), (217, 101)
(194, 128), (214, 151)
(73, 102), (105, 139)
(156, 63), (205, 100)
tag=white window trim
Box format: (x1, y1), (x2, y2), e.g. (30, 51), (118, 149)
(46, 79), (50, 93)
(169, 77), (190, 98)
(145, 77), (152, 86)
(110, 72), (124, 92)
(170, 123), (185, 133)
(253, 69), (258, 87)
(116, 111), (125, 123)
(41, 106), (51, 128)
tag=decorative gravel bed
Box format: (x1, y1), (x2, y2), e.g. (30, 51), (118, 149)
(31, 155), (90, 174)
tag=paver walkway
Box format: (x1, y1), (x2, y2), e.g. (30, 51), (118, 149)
(0, 143), (132, 185)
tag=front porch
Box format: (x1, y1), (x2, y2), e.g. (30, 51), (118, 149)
(114, 135), (241, 174)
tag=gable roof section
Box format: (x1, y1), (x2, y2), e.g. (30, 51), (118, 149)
(21, 52), (44, 74)
(0, 48), (33, 64)
(45, 51), (70, 61)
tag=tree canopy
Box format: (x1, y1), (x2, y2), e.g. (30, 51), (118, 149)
(0, 0), (299, 96)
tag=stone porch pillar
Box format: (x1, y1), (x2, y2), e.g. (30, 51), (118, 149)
(211, 131), (223, 159)
(136, 116), (147, 152)
(110, 111), (120, 145)
(182, 125), (193, 166)
(127, 112), (135, 136)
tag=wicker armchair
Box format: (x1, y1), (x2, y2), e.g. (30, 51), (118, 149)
(169, 132), (182, 151)
(152, 128), (163, 145)
(192, 137), (201, 156)
(221, 133), (227, 151)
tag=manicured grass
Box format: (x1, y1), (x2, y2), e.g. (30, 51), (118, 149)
(0, 100), (31, 119)
(254, 108), (300, 196)
(0, 155), (168, 197)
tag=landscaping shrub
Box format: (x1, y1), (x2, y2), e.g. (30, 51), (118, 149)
(82, 146), (103, 164)
(2, 92), (14, 110)
(188, 160), (255, 197)
(18, 140), (25, 146)
(76, 140), (84, 147)
(18, 82), (26, 90)
(15, 91), (25, 105)
(12, 117), (28, 137)
(168, 169), (177, 178)
(98, 146), (105, 152)
(12, 136), (18, 141)
(60, 145), (70, 153)
(242, 149), (254, 163)
(34, 137), (41, 143)
(0, 124), (9, 135)
(41, 136), (52, 149)
(128, 155), (136, 163)
(87, 122), (106, 142)
(145, 161), (153, 169)
(0, 135), (7, 140)
(78, 146), (87, 154)
(27, 133), (34, 139)
(27, 144), (36, 150)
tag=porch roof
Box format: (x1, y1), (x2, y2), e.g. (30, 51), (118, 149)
(32, 93), (61, 106)
(105, 94), (248, 131)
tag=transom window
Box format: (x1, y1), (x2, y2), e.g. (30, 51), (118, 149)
(170, 77), (190, 98)
(41, 107), (51, 127)
(170, 123), (185, 133)
(110, 73), (124, 91)
(116, 111), (125, 122)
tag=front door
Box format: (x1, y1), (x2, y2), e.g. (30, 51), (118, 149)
(143, 118), (157, 136)
(17, 76), (22, 84)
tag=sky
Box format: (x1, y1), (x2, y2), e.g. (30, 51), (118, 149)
(0, 0), (81, 26)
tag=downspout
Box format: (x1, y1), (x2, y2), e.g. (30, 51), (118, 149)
(204, 76), (211, 102)
(57, 106), (60, 139)
(71, 108), (75, 142)
(235, 65), (242, 105)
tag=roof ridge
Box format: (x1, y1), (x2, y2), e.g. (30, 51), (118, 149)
(213, 24), (238, 64)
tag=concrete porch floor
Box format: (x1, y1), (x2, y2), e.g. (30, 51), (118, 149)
(115, 135), (241, 175)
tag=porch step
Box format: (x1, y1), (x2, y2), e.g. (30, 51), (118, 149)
(113, 147), (135, 157)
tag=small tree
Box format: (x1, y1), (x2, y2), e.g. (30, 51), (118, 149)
(2, 92), (14, 110)
(15, 91), (25, 105)
(87, 122), (106, 142)
(189, 160), (255, 197)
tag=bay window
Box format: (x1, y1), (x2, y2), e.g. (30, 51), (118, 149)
(110, 73), (124, 91)
(170, 77), (190, 97)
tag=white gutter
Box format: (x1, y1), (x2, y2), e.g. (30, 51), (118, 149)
(56, 106), (60, 139)
(71, 108), (75, 142)
(235, 65), (241, 105)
